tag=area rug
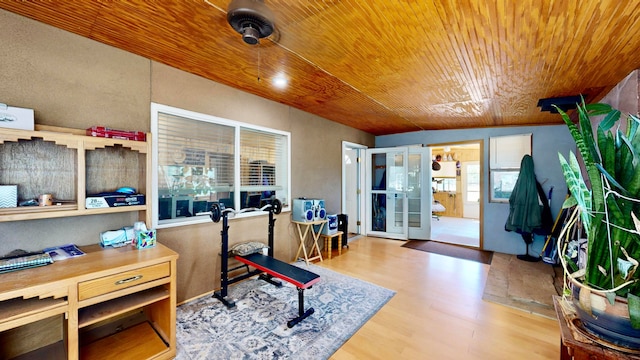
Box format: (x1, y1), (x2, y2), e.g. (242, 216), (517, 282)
(401, 240), (493, 264)
(175, 262), (395, 359)
(482, 253), (563, 319)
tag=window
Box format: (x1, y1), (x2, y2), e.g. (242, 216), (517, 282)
(489, 134), (531, 202)
(432, 178), (456, 192)
(151, 103), (290, 228)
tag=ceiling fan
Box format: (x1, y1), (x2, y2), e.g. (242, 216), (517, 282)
(225, 0), (276, 45)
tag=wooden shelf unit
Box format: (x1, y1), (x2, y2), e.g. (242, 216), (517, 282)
(0, 243), (178, 360)
(0, 126), (152, 225)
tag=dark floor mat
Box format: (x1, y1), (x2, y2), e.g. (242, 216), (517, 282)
(401, 240), (493, 265)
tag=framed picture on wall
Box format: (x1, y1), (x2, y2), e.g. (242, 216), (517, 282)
(490, 170), (520, 202)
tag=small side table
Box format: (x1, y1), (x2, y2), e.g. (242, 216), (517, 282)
(293, 220), (326, 265)
(320, 231), (344, 259)
(553, 296), (640, 360)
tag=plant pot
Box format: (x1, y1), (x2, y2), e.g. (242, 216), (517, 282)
(572, 284), (640, 349)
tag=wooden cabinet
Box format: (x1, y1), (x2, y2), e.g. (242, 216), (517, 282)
(0, 126), (152, 225)
(433, 191), (460, 217)
(0, 243), (178, 360)
(0, 125), (174, 359)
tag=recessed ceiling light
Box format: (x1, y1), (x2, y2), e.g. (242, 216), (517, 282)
(272, 75), (288, 89)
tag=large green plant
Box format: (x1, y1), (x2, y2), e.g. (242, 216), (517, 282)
(557, 100), (640, 326)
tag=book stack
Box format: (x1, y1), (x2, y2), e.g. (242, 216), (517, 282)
(0, 252), (54, 273)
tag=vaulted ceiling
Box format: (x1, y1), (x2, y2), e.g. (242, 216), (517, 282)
(3, 1), (640, 135)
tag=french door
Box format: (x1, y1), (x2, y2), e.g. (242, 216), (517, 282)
(407, 147), (431, 239)
(365, 146), (431, 240)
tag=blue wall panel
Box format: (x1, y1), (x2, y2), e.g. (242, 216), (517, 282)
(376, 125), (575, 255)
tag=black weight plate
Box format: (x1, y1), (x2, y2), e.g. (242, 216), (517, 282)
(272, 198), (282, 214)
(210, 203), (221, 223)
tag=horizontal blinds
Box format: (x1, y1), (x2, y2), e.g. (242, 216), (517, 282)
(157, 112), (235, 192)
(239, 127), (284, 188)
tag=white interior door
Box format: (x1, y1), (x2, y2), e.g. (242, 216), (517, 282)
(365, 147), (408, 240)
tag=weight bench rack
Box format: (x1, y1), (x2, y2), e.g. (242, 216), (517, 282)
(210, 201), (320, 327)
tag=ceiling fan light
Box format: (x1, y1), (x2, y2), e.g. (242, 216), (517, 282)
(241, 26), (260, 45)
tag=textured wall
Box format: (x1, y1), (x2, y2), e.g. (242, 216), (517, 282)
(599, 70), (639, 116)
(0, 9), (374, 303)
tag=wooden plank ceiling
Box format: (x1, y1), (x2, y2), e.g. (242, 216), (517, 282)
(3, 1), (640, 135)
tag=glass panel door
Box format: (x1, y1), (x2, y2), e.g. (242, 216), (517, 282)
(407, 146), (431, 240)
(365, 147), (408, 240)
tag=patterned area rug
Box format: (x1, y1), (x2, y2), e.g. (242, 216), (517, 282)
(175, 262), (395, 359)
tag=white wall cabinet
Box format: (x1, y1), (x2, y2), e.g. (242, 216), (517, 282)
(432, 161), (457, 178)
(489, 134), (532, 168)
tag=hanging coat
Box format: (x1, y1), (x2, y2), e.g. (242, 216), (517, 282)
(505, 155), (551, 238)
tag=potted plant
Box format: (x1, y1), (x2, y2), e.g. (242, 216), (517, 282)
(556, 99), (640, 349)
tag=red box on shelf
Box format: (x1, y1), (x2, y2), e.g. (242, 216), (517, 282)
(86, 126), (146, 141)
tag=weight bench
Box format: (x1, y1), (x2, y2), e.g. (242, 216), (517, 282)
(210, 200), (321, 327)
(235, 253), (320, 328)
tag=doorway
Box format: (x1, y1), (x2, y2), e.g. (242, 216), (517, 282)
(342, 142), (367, 238)
(343, 143), (432, 241)
(430, 141), (483, 248)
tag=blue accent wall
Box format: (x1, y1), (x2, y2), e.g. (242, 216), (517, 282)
(376, 125), (575, 255)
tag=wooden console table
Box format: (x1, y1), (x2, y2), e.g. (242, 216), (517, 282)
(553, 296), (640, 360)
(0, 243), (178, 360)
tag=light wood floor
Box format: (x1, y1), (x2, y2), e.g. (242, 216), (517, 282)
(317, 236), (560, 360)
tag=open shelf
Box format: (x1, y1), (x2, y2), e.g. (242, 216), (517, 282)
(79, 287), (169, 328)
(79, 321), (168, 360)
(11, 340), (66, 360)
(0, 126), (151, 224)
(0, 297), (68, 332)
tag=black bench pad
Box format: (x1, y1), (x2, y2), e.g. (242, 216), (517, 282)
(235, 253), (320, 289)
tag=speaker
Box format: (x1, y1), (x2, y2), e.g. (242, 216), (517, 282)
(292, 198), (314, 222)
(313, 199), (326, 220)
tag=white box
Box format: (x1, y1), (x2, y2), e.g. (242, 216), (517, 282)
(321, 214), (338, 235)
(0, 185), (18, 208)
(0, 103), (35, 131)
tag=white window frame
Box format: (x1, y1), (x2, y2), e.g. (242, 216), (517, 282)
(151, 103), (291, 229)
(489, 134), (532, 203)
